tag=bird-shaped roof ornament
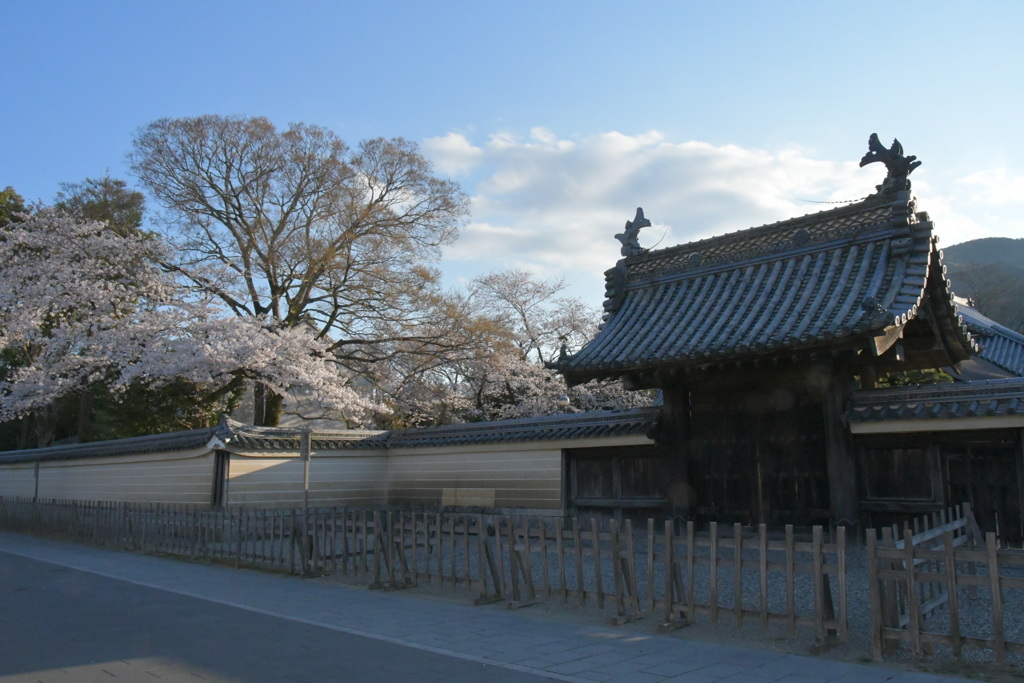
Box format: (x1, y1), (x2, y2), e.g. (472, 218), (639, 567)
(615, 207), (651, 257)
(859, 133), (922, 196)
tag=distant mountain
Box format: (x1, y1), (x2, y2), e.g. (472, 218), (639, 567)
(942, 238), (1024, 333)
(942, 237), (1024, 272)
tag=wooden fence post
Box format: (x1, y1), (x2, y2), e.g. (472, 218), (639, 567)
(758, 524), (768, 630)
(556, 517), (567, 605)
(943, 531), (962, 659)
(659, 519), (688, 632)
(903, 528), (921, 656)
(611, 519), (640, 624)
(733, 523), (743, 627)
(836, 525), (847, 641)
(709, 521), (719, 625)
(646, 518), (656, 614)
(470, 514), (499, 605)
(572, 517), (584, 607)
(813, 525), (825, 642)
(866, 531), (883, 661)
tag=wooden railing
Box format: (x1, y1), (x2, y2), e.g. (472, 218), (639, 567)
(866, 503), (1024, 663)
(0, 497), (846, 642)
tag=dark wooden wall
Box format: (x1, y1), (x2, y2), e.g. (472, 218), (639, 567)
(854, 429), (1024, 544)
(566, 444), (666, 525)
(685, 384), (830, 527)
(640, 366), (841, 529)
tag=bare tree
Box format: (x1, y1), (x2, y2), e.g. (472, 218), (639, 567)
(470, 269), (595, 364)
(952, 263), (1024, 333)
(129, 116), (470, 424)
(375, 269), (653, 426)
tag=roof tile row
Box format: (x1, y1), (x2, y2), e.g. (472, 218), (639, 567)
(849, 377), (1024, 422)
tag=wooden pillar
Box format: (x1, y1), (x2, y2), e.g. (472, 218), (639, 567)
(824, 370), (859, 529)
(659, 385), (692, 520)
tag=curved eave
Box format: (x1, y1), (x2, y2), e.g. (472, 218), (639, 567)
(925, 246), (977, 363)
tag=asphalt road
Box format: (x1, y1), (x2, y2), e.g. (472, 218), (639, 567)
(0, 551), (548, 683)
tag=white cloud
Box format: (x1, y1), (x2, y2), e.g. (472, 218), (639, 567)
(431, 129), (1015, 306)
(421, 132), (484, 176)
(955, 169), (1024, 206)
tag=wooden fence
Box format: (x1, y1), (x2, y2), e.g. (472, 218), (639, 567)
(0, 497), (846, 641)
(867, 503), (1024, 663)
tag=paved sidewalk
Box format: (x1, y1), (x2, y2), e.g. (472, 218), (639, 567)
(0, 532), (975, 682)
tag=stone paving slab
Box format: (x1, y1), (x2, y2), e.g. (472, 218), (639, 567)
(0, 532), (981, 682)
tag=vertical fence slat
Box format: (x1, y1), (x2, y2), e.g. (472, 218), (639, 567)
(944, 531), (962, 659)
(709, 521), (719, 625)
(759, 524), (768, 629)
(663, 519), (674, 624)
(647, 518), (656, 614)
(556, 518), (567, 604)
(539, 518), (550, 600)
(903, 528), (921, 656)
(448, 513), (456, 587)
(612, 519), (624, 616)
(591, 517), (604, 609)
(624, 518), (638, 617)
(686, 520), (695, 622)
(572, 517), (584, 607)
(813, 525), (825, 643)
(987, 532), (1006, 663)
(462, 514), (471, 589)
(785, 524), (795, 636)
(837, 525), (847, 641)
(866, 531), (883, 661)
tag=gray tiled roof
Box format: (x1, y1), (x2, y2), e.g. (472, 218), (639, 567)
(0, 409), (660, 461)
(558, 191), (975, 383)
(225, 420), (389, 451)
(954, 299), (1024, 377)
(0, 425), (228, 464)
(849, 377), (1024, 423)
(227, 409), (658, 450)
(385, 407), (659, 448)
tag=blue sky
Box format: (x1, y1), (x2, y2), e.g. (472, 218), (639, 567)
(4, 1), (1023, 308)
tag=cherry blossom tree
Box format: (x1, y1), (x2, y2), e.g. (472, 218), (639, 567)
(0, 209), (379, 446)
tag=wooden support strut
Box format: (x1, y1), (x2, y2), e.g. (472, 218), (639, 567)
(658, 520), (689, 632)
(474, 516), (504, 605)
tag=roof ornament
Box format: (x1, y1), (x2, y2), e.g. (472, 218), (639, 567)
(859, 133), (922, 196)
(615, 207), (650, 257)
(860, 296), (894, 328)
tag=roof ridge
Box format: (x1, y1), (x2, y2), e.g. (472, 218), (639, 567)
(624, 193), (905, 282)
(388, 407), (660, 436)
